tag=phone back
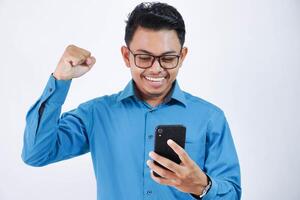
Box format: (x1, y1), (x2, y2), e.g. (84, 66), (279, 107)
(154, 125), (186, 164)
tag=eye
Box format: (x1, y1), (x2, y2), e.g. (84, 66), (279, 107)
(137, 55), (152, 61)
(161, 56), (177, 63)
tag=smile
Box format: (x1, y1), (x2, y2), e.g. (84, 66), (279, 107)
(144, 76), (165, 82)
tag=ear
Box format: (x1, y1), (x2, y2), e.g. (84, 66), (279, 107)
(180, 47), (188, 61)
(178, 47), (188, 68)
(121, 46), (131, 68)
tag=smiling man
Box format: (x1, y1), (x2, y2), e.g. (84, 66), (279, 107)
(121, 26), (185, 107)
(22, 2), (241, 200)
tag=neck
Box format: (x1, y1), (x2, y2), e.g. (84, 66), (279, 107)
(144, 96), (165, 107)
(134, 83), (174, 108)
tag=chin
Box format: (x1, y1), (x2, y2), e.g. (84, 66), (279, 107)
(145, 90), (165, 97)
(143, 84), (170, 97)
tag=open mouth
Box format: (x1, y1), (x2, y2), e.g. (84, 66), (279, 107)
(143, 76), (166, 88)
(144, 76), (165, 82)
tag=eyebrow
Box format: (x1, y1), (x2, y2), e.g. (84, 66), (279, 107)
(135, 49), (178, 55)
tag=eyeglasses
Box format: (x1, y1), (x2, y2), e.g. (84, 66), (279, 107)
(127, 47), (182, 69)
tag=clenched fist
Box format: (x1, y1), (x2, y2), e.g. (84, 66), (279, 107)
(53, 45), (96, 80)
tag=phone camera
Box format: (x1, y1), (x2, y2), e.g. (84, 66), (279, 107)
(158, 128), (163, 134)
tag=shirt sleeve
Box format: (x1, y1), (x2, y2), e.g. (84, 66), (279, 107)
(201, 109), (242, 200)
(21, 74), (92, 167)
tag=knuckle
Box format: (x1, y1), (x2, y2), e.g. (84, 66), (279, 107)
(174, 145), (180, 151)
(174, 179), (182, 186)
(77, 54), (85, 59)
(166, 162), (173, 169)
(154, 156), (161, 162)
(178, 172), (187, 179)
(84, 50), (91, 57)
(179, 151), (186, 158)
(159, 170), (167, 177)
(177, 179), (182, 185)
(66, 44), (75, 50)
(179, 148), (186, 155)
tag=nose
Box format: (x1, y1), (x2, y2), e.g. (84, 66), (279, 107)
(149, 58), (163, 73)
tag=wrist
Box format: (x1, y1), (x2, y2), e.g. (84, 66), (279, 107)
(53, 72), (70, 81)
(192, 174), (212, 198)
(194, 173), (209, 195)
(53, 72), (63, 80)
(199, 175), (212, 198)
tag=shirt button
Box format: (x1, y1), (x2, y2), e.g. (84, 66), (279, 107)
(150, 108), (156, 112)
(148, 135), (153, 139)
(49, 88), (53, 92)
(146, 190), (152, 195)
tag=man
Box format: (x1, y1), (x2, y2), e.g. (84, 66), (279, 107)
(22, 2), (241, 200)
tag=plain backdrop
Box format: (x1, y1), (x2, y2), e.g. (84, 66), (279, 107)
(1, 0), (299, 199)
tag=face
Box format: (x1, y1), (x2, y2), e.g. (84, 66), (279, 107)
(121, 27), (188, 104)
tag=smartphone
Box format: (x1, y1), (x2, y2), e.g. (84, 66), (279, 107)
(153, 125), (186, 177)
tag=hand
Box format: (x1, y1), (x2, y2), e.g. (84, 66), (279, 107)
(147, 139), (209, 196)
(53, 44), (96, 80)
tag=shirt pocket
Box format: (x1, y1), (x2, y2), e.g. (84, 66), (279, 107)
(184, 140), (205, 169)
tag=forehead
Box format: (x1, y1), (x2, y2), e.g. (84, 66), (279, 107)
(129, 27), (181, 54)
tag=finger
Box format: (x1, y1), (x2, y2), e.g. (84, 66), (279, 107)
(67, 44), (91, 58)
(150, 171), (181, 187)
(85, 56), (96, 66)
(146, 160), (177, 180)
(65, 55), (86, 66)
(149, 152), (182, 174)
(167, 139), (192, 166)
(77, 47), (91, 58)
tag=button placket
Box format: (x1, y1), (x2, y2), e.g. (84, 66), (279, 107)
(143, 110), (156, 199)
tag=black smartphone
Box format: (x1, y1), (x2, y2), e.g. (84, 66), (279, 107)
(153, 125), (186, 177)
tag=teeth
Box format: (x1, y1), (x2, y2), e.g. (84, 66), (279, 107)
(145, 76), (165, 82)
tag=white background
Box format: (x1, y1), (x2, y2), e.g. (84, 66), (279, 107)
(0, 0), (299, 199)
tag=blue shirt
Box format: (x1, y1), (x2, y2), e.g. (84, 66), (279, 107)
(22, 75), (241, 200)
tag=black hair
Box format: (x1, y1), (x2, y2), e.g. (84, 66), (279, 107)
(125, 2), (186, 47)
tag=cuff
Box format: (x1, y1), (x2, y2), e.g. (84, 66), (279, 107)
(40, 74), (72, 105)
(202, 176), (218, 200)
(190, 193), (201, 199)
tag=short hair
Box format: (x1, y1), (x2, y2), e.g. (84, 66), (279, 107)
(125, 2), (186, 47)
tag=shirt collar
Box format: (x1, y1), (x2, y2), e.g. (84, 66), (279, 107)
(117, 80), (136, 101)
(117, 79), (187, 107)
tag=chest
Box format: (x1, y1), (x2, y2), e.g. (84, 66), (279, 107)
(90, 103), (209, 168)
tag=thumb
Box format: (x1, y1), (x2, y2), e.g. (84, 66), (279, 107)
(85, 56), (96, 67)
